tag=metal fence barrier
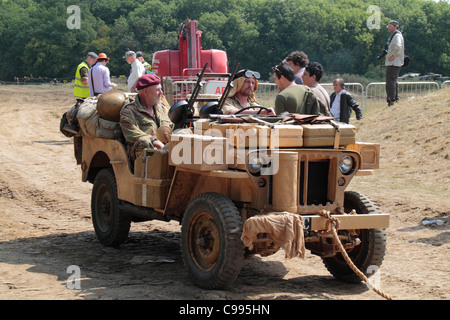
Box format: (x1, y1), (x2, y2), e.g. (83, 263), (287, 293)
(442, 80), (450, 89)
(364, 81), (440, 114)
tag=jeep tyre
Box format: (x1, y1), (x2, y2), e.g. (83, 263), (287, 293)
(91, 168), (131, 247)
(322, 191), (387, 283)
(181, 193), (244, 289)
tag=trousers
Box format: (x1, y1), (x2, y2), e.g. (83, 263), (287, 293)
(386, 66), (401, 104)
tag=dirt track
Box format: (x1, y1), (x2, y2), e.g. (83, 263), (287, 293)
(0, 86), (448, 301)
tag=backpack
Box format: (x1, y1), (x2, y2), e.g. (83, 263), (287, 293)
(59, 112), (74, 137)
(403, 55), (411, 68)
(303, 86), (331, 116)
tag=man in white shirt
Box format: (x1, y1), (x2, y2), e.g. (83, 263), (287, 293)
(330, 87), (342, 122)
(88, 53), (117, 97)
(124, 51), (145, 92)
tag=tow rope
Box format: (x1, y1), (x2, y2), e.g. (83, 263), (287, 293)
(318, 210), (394, 300)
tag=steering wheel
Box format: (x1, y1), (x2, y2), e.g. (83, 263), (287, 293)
(234, 106), (270, 115)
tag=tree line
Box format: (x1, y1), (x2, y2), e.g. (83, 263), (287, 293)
(0, 0), (449, 82)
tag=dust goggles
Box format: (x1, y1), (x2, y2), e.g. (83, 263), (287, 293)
(234, 69), (261, 80)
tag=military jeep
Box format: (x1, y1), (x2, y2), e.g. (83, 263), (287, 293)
(71, 68), (389, 289)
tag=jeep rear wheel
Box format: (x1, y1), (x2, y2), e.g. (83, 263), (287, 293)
(91, 168), (130, 247)
(181, 192), (244, 289)
(322, 191), (387, 283)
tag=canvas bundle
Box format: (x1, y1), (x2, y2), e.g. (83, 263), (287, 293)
(76, 98), (122, 139)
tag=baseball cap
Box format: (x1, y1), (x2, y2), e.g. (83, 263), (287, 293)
(123, 51), (136, 59)
(388, 20), (399, 27)
(87, 52), (98, 59)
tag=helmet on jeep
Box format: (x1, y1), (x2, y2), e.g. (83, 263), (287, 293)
(97, 90), (127, 122)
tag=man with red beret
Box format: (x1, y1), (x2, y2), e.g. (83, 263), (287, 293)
(120, 74), (173, 162)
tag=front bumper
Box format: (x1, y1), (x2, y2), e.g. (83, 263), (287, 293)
(303, 213), (390, 231)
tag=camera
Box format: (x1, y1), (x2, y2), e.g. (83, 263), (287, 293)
(377, 49), (388, 60)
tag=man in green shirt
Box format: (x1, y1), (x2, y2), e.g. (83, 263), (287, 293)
(272, 62), (320, 115)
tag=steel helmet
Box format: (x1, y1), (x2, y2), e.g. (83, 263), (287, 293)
(97, 90), (127, 122)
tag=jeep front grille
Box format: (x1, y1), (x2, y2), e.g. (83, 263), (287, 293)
(264, 149), (360, 213)
(299, 160), (330, 205)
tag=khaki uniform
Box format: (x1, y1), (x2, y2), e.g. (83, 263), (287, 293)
(120, 95), (172, 162)
(222, 95), (260, 115)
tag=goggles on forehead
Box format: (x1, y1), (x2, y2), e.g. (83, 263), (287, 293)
(234, 69), (261, 80)
(244, 70), (260, 79)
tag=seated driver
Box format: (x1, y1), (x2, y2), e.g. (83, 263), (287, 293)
(222, 69), (275, 115)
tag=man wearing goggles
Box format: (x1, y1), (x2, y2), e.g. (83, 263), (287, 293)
(223, 69), (275, 115)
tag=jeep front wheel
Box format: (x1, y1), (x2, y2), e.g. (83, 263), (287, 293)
(181, 192), (244, 289)
(91, 168), (130, 247)
(322, 191), (387, 283)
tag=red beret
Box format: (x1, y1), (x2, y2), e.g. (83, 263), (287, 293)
(135, 74), (161, 90)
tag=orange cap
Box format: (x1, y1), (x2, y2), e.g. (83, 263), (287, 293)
(97, 53), (110, 61)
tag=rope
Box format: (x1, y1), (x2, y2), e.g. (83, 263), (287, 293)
(318, 210), (394, 300)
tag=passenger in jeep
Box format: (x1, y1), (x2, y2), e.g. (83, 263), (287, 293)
(272, 62), (321, 116)
(120, 74), (173, 162)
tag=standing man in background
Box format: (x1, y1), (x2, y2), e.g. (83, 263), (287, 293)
(136, 51), (152, 74)
(64, 52), (98, 134)
(384, 20), (405, 106)
(330, 78), (363, 124)
(124, 51), (145, 92)
(74, 52), (98, 103)
(89, 53), (117, 97)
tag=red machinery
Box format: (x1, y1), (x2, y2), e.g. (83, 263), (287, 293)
(152, 20), (228, 79)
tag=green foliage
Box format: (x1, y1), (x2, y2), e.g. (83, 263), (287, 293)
(0, 0), (448, 81)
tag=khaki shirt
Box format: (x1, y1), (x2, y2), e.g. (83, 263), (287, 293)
(222, 96), (260, 115)
(120, 95), (172, 147)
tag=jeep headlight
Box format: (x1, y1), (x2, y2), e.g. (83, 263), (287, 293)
(339, 156), (354, 175)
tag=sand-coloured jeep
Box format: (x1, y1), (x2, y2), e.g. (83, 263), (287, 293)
(69, 69), (389, 289)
